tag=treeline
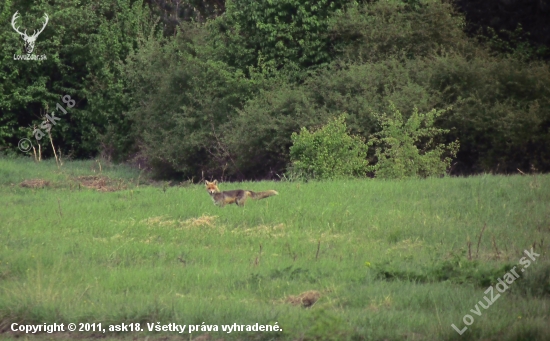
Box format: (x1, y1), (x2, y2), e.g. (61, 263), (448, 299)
(1, 0), (549, 179)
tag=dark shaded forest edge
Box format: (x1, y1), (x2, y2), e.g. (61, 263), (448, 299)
(1, 0), (549, 180)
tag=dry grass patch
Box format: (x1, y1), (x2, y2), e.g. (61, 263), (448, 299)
(307, 231), (348, 243)
(74, 175), (126, 192)
(234, 223), (286, 238)
(179, 215), (218, 228)
(366, 295), (393, 312)
(141, 215), (177, 228)
(286, 290), (321, 308)
(19, 179), (50, 188)
(139, 215), (219, 232)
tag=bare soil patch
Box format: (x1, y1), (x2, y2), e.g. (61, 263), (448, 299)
(286, 290), (321, 308)
(74, 175), (126, 192)
(19, 179), (50, 188)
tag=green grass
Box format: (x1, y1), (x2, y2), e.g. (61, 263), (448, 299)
(1, 157), (549, 340)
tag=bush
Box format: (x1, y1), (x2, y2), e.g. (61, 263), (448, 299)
(329, 0), (472, 63)
(0, 0), (156, 158)
(288, 114), (368, 180)
(426, 54), (550, 173)
(220, 81), (332, 179)
(213, 0), (354, 74)
(122, 28), (255, 178)
(368, 104), (459, 179)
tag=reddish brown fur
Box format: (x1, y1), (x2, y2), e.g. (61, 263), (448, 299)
(205, 180), (278, 207)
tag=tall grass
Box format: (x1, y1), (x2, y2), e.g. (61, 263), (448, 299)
(1, 158), (549, 340)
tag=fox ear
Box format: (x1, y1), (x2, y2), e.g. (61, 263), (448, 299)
(205, 180), (210, 185)
(213, 180), (218, 185)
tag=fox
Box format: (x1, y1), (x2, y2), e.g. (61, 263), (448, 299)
(205, 180), (278, 207)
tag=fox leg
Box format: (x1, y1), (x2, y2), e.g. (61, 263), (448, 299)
(236, 192), (249, 206)
(236, 197), (247, 206)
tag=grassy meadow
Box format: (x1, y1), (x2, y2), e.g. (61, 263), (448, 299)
(0, 157), (549, 340)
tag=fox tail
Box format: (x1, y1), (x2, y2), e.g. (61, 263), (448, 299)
(248, 190), (278, 200)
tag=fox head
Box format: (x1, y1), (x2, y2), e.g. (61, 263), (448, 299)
(205, 180), (220, 194)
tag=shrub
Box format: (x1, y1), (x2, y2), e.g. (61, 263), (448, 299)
(122, 29), (255, 178)
(288, 114), (368, 180)
(221, 82), (331, 179)
(213, 0), (353, 74)
(368, 104), (459, 179)
(329, 0), (472, 63)
(0, 0), (156, 158)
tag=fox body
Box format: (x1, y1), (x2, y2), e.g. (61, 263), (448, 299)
(205, 180), (278, 207)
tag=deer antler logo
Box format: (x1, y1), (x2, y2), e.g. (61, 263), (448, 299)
(11, 11), (49, 54)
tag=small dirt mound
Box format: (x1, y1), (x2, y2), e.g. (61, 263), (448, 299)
(74, 175), (125, 192)
(20, 179), (49, 188)
(286, 290), (321, 308)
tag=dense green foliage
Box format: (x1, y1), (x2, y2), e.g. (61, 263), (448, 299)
(214, 0), (351, 74)
(288, 114), (368, 180)
(1, 0), (550, 178)
(368, 105), (459, 179)
(0, 0), (155, 158)
(456, 0), (550, 60)
(121, 29), (255, 177)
